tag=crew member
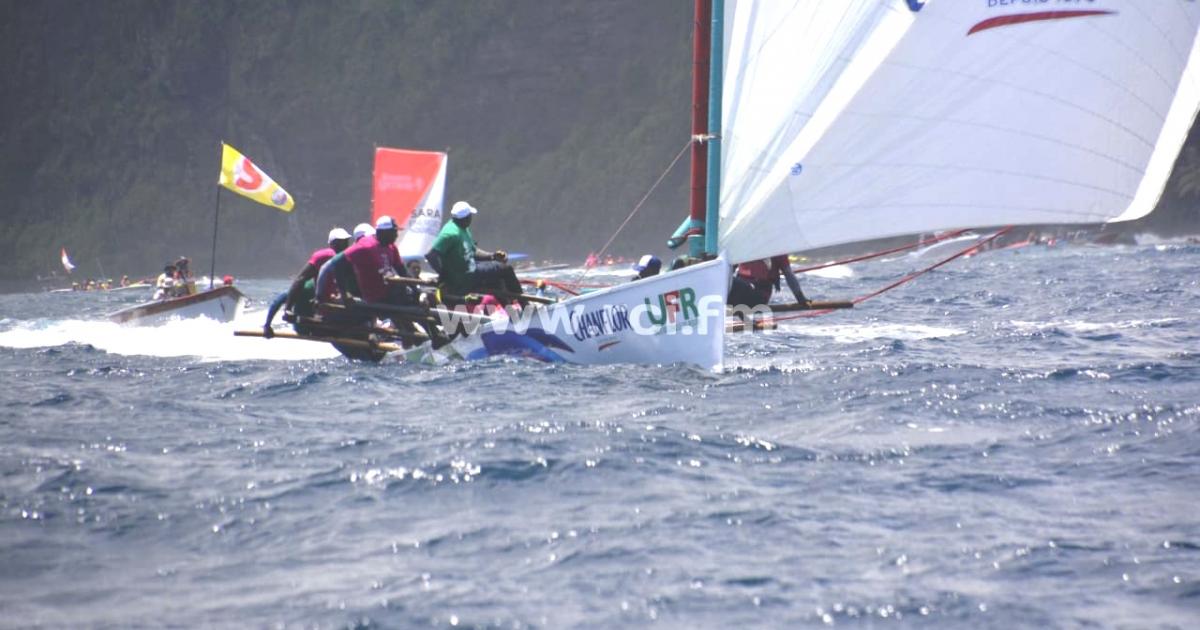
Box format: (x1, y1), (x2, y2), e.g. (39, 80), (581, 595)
(264, 227), (352, 338)
(727, 255), (808, 309)
(173, 257), (195, 295)
(631, 255), (662, 281)
(154, 264), (176, 300)
(426, 201), (522, 302)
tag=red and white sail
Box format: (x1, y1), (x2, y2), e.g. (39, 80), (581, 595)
(372, 148), (447, 259)
(60, 247), (75, 274)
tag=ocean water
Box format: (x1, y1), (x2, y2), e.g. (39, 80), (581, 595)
(1, 243), (1198, 628)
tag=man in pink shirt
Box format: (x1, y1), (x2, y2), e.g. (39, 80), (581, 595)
(341, 216), (405, 304)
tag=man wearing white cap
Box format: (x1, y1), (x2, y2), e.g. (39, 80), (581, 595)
(352, 223), (375, 242)
(318, 215), (410, 307)
(426, 201), (522, 301)
(263, 226), (353, 338)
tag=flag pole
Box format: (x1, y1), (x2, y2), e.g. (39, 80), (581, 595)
(210, 141), (224, 290)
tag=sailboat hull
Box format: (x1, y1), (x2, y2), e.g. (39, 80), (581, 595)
(405, 258), (729, 370)
(109, 285), (246, 326)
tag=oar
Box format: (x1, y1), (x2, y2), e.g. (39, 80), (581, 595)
(234, 329), (403, 352)
(769, 300), (853, 312)
(385, 276), (556, 305)
(292, 317), (428, 343)
(520, 263), (570, 273)
(318, 299), (436, 324)
(726, 300), (853, 314)
(726, 320), (778, 333)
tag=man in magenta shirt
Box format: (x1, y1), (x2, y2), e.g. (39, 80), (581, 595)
(263, 227), (352, 338)
(341, 216), (405, 304)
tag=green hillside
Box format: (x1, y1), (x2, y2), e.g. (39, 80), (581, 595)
(2, 1), (1198, 288)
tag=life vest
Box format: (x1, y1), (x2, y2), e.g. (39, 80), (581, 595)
(736, 256), (787, 294)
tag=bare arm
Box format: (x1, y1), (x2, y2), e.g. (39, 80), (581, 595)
(781, 265), (808, 304)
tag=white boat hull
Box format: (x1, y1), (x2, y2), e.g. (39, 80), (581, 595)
(108, 286), (246, 326)
(405, 258), (729, 369)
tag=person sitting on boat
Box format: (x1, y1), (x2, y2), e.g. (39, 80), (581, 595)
(631, 254), (662, 282)
(154, 264), (176, 300)
(727, 255), (808, 310)
(263, 227), (352, 339)
(173, 257), (196, 296)
(426, 201), (523, 304)
(317, 216), (422, 313)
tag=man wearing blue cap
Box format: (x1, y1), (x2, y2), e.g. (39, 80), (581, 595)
(427, 201), (522, 302)
(631, 254), (662, 282)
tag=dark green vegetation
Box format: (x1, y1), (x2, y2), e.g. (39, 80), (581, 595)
(2, 1), (1198, 288)
(2, 0), (693, 286)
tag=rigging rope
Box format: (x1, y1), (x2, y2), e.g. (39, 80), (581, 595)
(767, 226), (1015, 323)
(791, 228), (972, 274)
(575, 140), (693, 281)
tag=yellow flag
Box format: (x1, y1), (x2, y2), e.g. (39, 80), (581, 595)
(217, 143), (295, 212)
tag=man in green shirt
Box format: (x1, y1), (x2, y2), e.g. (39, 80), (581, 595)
(427, 201), (523, 302)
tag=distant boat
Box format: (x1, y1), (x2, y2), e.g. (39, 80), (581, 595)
(60, 247), (75, 274)
(109, 285), (245, 325)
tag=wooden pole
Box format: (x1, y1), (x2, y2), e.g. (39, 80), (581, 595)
(209, 141), (224, 290)
(235, 329), (402, 352)
(385, 275), (556, 304)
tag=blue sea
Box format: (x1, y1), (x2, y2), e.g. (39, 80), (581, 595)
(1, 241), (1198, 628)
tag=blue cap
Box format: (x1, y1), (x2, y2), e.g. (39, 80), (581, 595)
(633, 254), (661, 272)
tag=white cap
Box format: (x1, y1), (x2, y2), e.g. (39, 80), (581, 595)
(450, 201), (478, 219)
(327, 227), (351, 243)
(375, 215), (398, 231)
(353, 223), (375, 241)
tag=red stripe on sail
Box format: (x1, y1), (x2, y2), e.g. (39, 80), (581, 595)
(968, 10), (1114, 36)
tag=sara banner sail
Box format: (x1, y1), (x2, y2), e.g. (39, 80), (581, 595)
(372, 148), (446, 258)
(218, 143), (295, 212)
(719, 0), (1200, 263)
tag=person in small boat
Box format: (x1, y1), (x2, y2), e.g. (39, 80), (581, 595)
(631, 254), (662, 282)
(263, 227), (352, 338)
(154, 264), (176, 300)
(426, 201), (522, 304)
(173, 257), (196, 296)
(727, 255), (808, 309)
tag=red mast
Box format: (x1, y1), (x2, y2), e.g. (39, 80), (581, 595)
(688, 0), (711, 236)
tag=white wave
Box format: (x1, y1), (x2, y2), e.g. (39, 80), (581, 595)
(776, 322), (964, 343)
(1008, 318), (1181, 334)
(0, 309), (339, 361)
(803, 264), (853, 279)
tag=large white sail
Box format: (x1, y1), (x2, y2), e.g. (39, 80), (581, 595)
(719, 0), (1200, 263)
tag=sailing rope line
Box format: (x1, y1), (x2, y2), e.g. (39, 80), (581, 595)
(791, 228), (972, 274)
(575, 139), (693, 282)
(767, 226), (1015, 323)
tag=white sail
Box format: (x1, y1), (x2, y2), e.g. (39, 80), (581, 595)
(719, 0), (1200, 263)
